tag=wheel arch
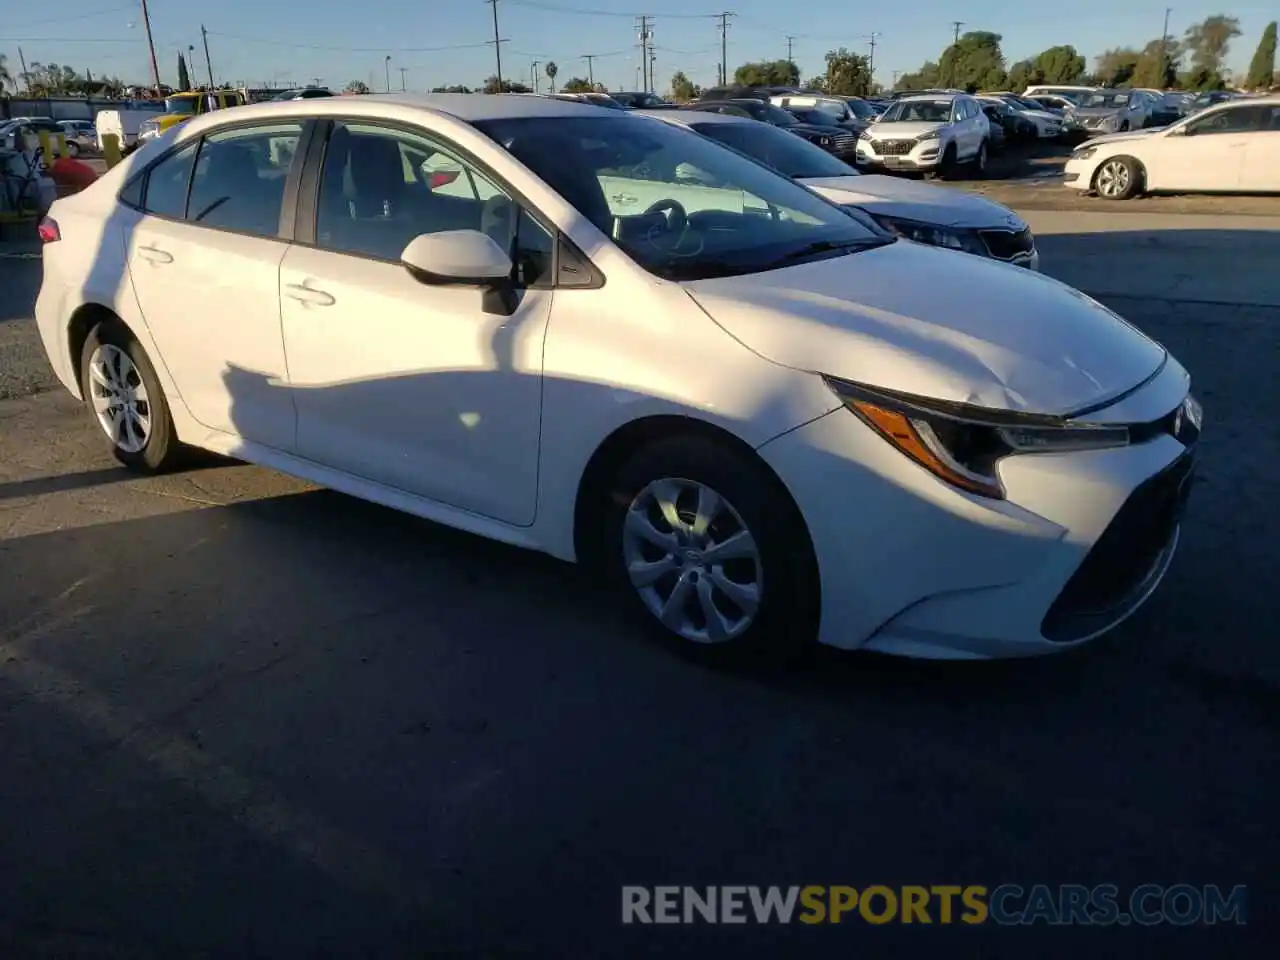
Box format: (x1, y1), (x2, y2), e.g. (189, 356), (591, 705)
(1092, 153), (1146, 196)
(66, 301), (128, 399)
(571, 414), (817, 572)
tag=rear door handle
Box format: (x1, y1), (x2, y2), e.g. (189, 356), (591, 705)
(284, 282), (336, 307)
(136, 245), (173, 264)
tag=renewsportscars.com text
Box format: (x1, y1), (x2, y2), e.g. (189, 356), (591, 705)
(622, 884), (1248, 926)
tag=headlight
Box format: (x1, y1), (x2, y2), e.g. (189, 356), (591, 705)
(823, 378), (1131, 499)
(819, 136), (832, 147)
(871, 215), (987, 256)
(1072, 146), (1097, 160)
(917, 130), (942, 142)
(858, 130), (872, 141)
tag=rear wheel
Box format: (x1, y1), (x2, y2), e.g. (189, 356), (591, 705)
(80, 321), (184, 473)
(596, 435), (819, 665)
(65, 140), (80, 158)
(1093, 155), (1143, 200)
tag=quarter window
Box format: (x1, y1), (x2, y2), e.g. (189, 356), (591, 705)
(141, 141), (198, 219)
(314, 121), (553, 285)
(186, 122), (303, 237)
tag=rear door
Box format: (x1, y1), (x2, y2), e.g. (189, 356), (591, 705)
(1149, 105), (1261, 191)
(1239, 106), (1280, 193)
(124, 120), (310, 449)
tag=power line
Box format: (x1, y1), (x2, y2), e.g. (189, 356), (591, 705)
(202, 30), (494, 53)
(504, 0), (714, 19)
(4, 4), (135, 30)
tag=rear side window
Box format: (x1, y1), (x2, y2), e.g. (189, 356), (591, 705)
(186, 122), (303, 237)
(142, 141), (198, 218)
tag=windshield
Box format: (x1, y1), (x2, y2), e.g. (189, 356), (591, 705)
(788, 108), (834, 125)
(1079, 92), (1129, 109)
(475, 115), (888, 281)
(164, 96), (200, 115)
(1010, 97), (1048, 111)
(845, 99), (876, 119)
(880, 99), (953, 123)
(692, 120), (858, 179)
(751, 103), (798, 126)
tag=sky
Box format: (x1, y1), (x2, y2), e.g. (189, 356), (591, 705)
(4, 1), (1279, 94)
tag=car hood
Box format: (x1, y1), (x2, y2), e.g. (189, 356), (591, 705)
(1020, 109), (1062, 123)
(1080, 127), (1166, 147)
(865, 121), (946, 139)
(682, 241), (1165, 415)
(800, 174), (1024, 229)
(788, 122), (843, 136)
(1072, 106), (1126, 118)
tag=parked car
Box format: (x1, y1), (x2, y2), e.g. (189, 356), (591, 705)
(1022, 84), (1097, 101)
(34, 94), (1201, 661)
(639, 109), (1037, 268)
(855, 93), (990, 178)
(56, 120), (98, 157)
(977, 102), (1014, 150)
(93, 101), (165, 151)
(978, 95), (1059, 140)
(135, 89), (247, 146)
(1063, 95), (1280, 199)
(610, 91), (678, 109)
(1071, 89), (1154, 134)
(1142, 91), (1190, 128)
(552, 92), (628, 110)
(1, 117), (67, 154)
(270, 87), (335, 100)
(785, 106), (866, 135)
(771, 93), (872, 132)
(689, 99), (857, 160)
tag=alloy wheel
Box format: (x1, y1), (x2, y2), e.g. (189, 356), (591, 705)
(88, 343), (151, 453)
(1096, 161), (1131, 198)
(621, 477), (763, 644)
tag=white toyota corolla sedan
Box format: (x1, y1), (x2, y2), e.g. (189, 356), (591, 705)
(34, 94), (1202, 661)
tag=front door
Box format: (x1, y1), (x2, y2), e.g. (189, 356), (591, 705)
(1149, 105), (1260, 191)
(1239, 107), (1280, 193)
(125, 120), (306, 450)
(279, 120), (554, 526)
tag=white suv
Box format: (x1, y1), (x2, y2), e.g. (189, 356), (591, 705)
(855, 93), (990, 178)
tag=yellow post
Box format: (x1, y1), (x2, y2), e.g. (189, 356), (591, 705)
(36, 129), (51, 164)
(102, 133), (123, 168)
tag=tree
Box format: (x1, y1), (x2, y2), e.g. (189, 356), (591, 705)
(1246, 22), (1278, 89)
(1032, 45), (1085, 84)
(481, 76), (531, 93)
(1094, 47), (1141, 86)
(430, 84), (474, 93)
(177, 53), (191, 91)
(344, 80), (371, 94)
(561, 77), (593, 93)
(670, 70), (698, 102)
(0, 54), (13, 94)
(1131, 38), (1180, 89)
(1184, 15), (1241, 74)
(733, 59), (800, 87)
(822, 48), (872, 96)
(937, 32), (1007, 90)
(896, 61), (940, 90)
(1179, 66), (1227, 91)
(544, 61), (558, 93)
(1007, 59), (1038, 92)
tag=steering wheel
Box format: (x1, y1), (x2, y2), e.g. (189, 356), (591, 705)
(643, 198), (689, 235)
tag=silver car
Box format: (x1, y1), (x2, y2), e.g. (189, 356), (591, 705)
(1071, 89), (1154, 134)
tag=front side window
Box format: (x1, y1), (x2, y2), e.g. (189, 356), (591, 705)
(1186, 106), (1266, 136)
(164, 96), (199, 116)
(476, 114), (890, 282)
(313, 121), (553, 286)
(186, 122), (303, 236)
(142, 141), (198, 218)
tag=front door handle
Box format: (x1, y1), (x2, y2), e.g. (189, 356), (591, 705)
(284, 282), (335, 307)
(136, 245), (173, 264)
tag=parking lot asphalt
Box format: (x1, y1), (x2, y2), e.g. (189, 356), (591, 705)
(1, 206), (1277, 956)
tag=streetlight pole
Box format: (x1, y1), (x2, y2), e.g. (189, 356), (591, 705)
(531, 60), (540, 94)
(384, 55), (392, 93)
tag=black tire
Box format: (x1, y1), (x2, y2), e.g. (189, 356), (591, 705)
(65, 141), (80, 158)
(1092, 155), (1143, 201)
(80, 320), (184, 473)
(938, 143), (959, 180)
(594, 434), (819, 666)
(1118, 120), (1130, 132)
(971, 140), (988, 178)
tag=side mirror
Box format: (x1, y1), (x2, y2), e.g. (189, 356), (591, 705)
(401, 230), (517, 316)
(401, 230), (512, 286)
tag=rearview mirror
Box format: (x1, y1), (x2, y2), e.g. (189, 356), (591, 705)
(401, 230), (512, 286)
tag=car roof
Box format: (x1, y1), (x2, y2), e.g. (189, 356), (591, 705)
(635, 109), (745, 126)
(896, 93), (962, 102)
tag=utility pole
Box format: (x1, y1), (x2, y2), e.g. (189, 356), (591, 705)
(786, 35), (795, 65)
(951, 21), (964, 45)
(201, 24), (215, 88)
(399, 67), (408, 91)
(1160, 8), (1172, 84)
(867, 32), (880, 85)
(487, 0), (504, 90)
(583, 54), (596, 87)
(649, 47), (657, 94)
(140, 0), (161, 92)
(384, 55), (392, 92)
(18, 47), (30, 95)
(531, 60), (540, 94)
(636, 16), (651, 93)
(717, 12), (734, 90)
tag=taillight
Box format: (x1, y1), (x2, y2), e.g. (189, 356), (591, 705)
(428, 170), (460, 188)
(38, 217), (60, 243)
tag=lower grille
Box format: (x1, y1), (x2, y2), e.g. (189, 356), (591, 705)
(978, 227), (1034, 261)
(871, 139), (914, 156)
(1042, 453), (1195, 642)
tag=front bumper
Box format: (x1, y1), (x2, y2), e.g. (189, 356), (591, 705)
(757, 363), (1195, 658)
(1062, 155), (1096, 191)
(855, 138), (944, 171)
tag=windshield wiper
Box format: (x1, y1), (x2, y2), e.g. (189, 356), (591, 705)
(764, 237), (890, 269)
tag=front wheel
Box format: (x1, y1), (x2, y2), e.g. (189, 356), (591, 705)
(972, 140), (988, 178)
(1093, 155), (1143, 200)
(65, 141), (80, 158)
(598, 435), (819, 664)
(80, 321), (184, 473)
